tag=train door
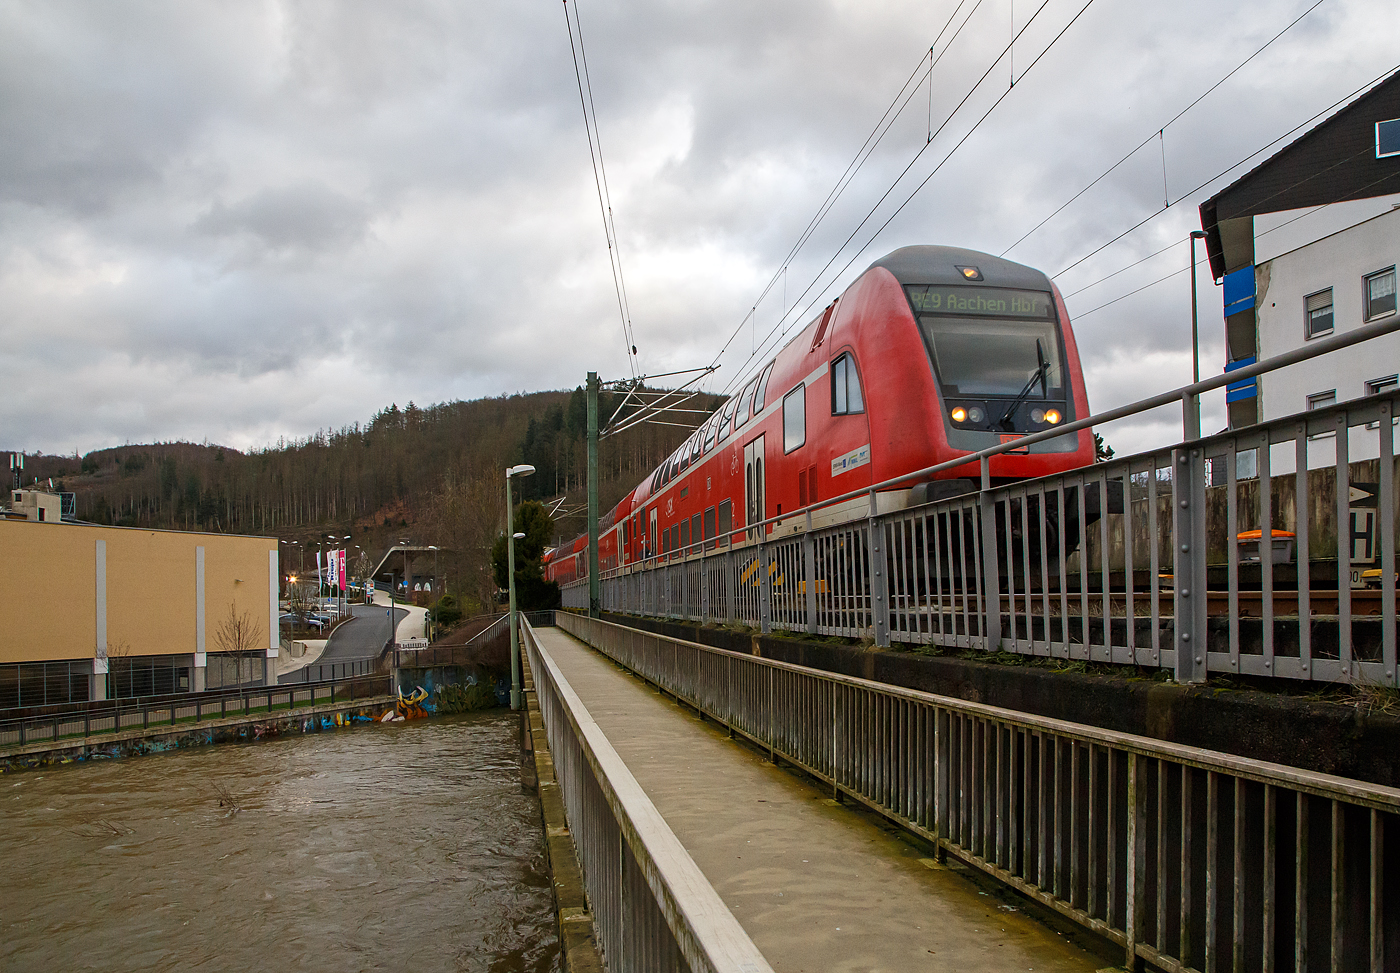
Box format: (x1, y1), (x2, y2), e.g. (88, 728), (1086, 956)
(648, 508), (658, 560)
(744, 435), (766, 541)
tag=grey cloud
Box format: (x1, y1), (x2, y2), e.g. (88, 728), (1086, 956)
(192, 183), (370, 253)
(0, 0), (1393, 457)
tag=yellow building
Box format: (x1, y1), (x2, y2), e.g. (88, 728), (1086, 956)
(0, 514), (278, 707)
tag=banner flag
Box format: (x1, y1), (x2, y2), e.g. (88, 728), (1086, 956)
(328, 550), (339, 591)
(339, 549), (347, 592)
(317, 550), (324, 587)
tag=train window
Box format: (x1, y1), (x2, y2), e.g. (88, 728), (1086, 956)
(909, 286), (1063, 397)
(753, 362), (775, 415)
(703, 413), (719, 453)
(689, 430), (702, 464)
(831, 353), (865, 415)
(717, 398), (737, 444)
(680, 518), (690, 551)
(703, 507), (716, 551)
(717, 500), (732, 548)
(810, 302), (837, 350)
(783, 384), (806, 453)
(734, 378), (759, 431)
(691, 513), (701, 551)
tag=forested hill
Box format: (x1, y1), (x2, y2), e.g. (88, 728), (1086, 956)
(13, 385), (719, 586)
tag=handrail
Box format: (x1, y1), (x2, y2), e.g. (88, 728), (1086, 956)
(602, 310), (1400, 570)
(521, 617), (774, 973)
(0, 670), (391, 748)
(566, 613), (1400, 812)
(558, 610), (1399, 972)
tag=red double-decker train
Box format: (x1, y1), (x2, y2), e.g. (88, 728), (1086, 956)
(544, 245), (1095, 586)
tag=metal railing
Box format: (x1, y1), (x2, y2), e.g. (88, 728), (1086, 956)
(288, 657), (379, 682)
(521, 617), (773, 973)
(389, 614), (510, 669)
(566, 315), (1400, 685)
(0, 673), (392, 749)
(558, 611), (1399, 973)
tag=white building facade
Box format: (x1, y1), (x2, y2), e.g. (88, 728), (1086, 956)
(1254, 206), (1399, 465)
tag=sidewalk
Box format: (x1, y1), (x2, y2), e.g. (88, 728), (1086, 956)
(369, 590), (428, 642)
(533, 626), (1108, 973)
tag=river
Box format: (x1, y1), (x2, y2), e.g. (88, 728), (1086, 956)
(1, 712), (560, 973)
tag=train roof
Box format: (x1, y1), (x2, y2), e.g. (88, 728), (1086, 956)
(866, 245), (1051, 291)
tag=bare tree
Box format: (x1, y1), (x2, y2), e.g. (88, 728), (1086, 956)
(213, 603), (264, 688)
(426, 469), (502, 614)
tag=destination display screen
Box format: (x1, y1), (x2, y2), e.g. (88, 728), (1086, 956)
(905, 285), (1054, 319)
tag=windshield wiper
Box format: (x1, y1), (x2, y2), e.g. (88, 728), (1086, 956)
(999, 339), (1050, 431)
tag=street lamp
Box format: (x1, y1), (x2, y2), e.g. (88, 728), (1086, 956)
(506, 463), (535, 710)
(1188, 229), (1207, 440)
(389, 538), (410, 652)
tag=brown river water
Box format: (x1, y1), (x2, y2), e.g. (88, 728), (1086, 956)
(1, 712), (560, 973)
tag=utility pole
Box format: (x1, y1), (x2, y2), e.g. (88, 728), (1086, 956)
(587, 371), (600, 618)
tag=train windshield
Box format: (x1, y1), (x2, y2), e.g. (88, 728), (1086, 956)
(905, 285), (1063, 397)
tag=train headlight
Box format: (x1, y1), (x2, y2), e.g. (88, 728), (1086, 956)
(1043, 409), (1062, 425)
(968, 406), (984, 422)
(951, 406), (968, 423)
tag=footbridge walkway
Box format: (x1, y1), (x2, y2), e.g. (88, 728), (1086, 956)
(524, 612), (1398, 973)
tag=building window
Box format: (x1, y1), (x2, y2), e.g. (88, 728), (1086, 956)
(1378, 118), (1400, 159)
(831, 353), (865, 415)
(1365, 268), (1396, 321)
(1307, 390), (1337, 439)
(783, 384), (806, 453)
(1366, 375), (1399, 429)
(1304, 288), (1334, 338)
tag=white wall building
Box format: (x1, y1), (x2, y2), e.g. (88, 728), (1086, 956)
(1254, 205), (1399, 468)
(1200, 69), (1400, 473)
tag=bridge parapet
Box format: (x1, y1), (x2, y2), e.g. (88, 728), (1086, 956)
(558, 609), (1400, 973)
(520, 616), (773, 973)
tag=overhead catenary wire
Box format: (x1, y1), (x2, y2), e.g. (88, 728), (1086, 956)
(1070, 158), (1400, 320)
(1000, 0), (1329, 260)
(706, 0), (981, 380)
(562, 0), (639, 380)
(721, 0), (1093, 397)
(724, 0), (1345, 397)
(711, 0), (1068, 399)
(1053, 63), (1400, 286)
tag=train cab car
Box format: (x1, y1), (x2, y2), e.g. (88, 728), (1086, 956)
(545, 244), (1096, 586)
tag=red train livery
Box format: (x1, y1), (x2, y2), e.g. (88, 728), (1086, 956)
(544, 245), (1095, 586)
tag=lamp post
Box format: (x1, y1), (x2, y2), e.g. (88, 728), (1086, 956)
(388, 539), (409, 653)
(1188, 229), (1207, 440)
(505, 463), (535, 710)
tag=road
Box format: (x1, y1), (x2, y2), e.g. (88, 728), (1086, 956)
(278, 603), (407, 683)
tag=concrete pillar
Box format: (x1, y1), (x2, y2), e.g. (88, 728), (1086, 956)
(193, 546), (207, 692)
(91, 539), (108, 701)
(266, 549), (279, 686)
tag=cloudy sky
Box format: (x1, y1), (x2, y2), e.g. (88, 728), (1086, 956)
(2, 0), (1396, 459)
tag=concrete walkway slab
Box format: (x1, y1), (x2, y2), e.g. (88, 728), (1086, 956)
(533, 627), (1110, 973)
